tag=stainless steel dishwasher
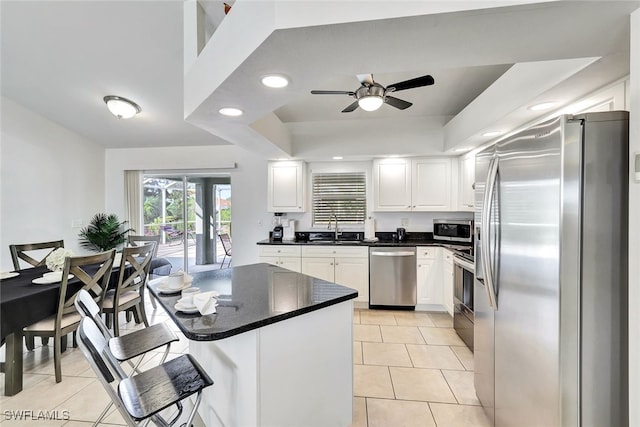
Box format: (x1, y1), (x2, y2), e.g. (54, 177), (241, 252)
(369, 247), (416, 308)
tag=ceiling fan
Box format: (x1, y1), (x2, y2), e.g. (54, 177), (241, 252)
(310, 73), (434, 113)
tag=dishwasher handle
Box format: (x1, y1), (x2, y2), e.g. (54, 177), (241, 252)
(370, 251), (415, 257)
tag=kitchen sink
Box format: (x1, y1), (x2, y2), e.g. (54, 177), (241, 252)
(306, 239), (363, 245)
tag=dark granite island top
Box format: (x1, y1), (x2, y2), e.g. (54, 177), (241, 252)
(147, 262), (358, 341)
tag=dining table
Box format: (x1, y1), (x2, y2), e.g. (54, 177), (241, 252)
(0, 257), (172, 396)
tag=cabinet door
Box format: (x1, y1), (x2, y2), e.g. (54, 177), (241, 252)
(259, 256), (301, 273)
(267, 161), (305, 213)
(459, 155), (475, 211)
(301, 257), (335, 283)
(411, 158), (452, 211)
(372, 159), (411, 211)
(417, 259), (442, 305)
(334, 257), (369, 303)
(442, 251), (454, 316)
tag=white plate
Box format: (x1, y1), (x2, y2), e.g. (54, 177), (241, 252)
(174, 302), (199, 314)
(157, 281), (192, 294)
(32, 274), (74, 285)
(0, 272), (19, 280)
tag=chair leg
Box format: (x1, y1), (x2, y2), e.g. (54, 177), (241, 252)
(148, 286), (158, 309)
(61, 335), (68, 353)
(220, 254), (226, 269)
(41, 337), (49, 346)
(138, 303), (150, 328)
(113, 312), (120, 337)
(126, 310), (133, 322)
(54, 335), (62, 383)
(25, 334), (35, 351)
(105, 312), (112, 329)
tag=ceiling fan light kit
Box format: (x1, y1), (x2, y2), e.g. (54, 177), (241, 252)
(311, 74), (434, 113)
(103, 95), (141, 119)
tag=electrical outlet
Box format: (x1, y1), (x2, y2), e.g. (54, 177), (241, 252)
(401, 218), (409, 227)
(71, 219), (83, 228)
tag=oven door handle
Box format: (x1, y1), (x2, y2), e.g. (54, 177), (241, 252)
(370, 251), (415, 257)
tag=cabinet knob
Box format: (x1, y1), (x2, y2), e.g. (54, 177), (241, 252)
(332, 250), (336, 254)
(412, 205), (416, 208)
(407, 206), (411, 208)
(330, 262), (334, 266)
(277, 249), (281, 253)
(418, 264), (421, 267)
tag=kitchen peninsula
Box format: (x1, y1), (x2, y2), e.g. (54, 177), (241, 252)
(148, 263), (357, 427)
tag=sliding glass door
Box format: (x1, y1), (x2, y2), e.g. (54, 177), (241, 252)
(142, 173), (231, 273)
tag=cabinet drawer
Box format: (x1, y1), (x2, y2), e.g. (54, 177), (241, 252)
(259, 245), (301, 257)
(416, 246), (437, 259)
(301, 245), (368, 258)
(443, 249), (454, 265)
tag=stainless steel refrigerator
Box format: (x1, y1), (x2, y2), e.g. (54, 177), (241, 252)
(474, 111), (629, 427)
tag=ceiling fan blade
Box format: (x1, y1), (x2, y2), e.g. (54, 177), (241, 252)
(384, 96), (412, 110)
(386, 75), (434, 92)
(311, 90), (355, 96)
(356, 74), (374, 85)
(341, 101), (359, 113)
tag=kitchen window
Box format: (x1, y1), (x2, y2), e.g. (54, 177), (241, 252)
(312, 172), (366, 226)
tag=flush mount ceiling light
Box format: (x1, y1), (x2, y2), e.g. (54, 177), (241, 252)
(219, 107), (243, 116)
(103, 95), (141, 119)
(528, 101), (558, 111)
(332, 156), (343, 160)
(261, 74), (289, 88)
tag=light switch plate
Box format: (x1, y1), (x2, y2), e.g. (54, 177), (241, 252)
(400, 218), (409, 227)
(71, 219), (83, 228)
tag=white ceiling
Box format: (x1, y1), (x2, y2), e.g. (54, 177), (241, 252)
(2, 1), (639, 159)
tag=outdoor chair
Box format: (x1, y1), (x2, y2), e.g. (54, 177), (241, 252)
(77, 317), (213, 427)
(23, 249), (116, 383)
(218, 233), (232, 269)
(160, 225), (195, 246)
(102, 243), (154, 336)
(74, 289), (179, 426)
(9, 240), (65, 270)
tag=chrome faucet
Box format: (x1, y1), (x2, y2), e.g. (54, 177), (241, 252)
(328, 212), (340, 240)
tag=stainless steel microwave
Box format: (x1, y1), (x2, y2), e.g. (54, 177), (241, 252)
(433, 219), (473, 243)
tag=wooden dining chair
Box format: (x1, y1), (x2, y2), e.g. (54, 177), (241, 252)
(219, 233), (232, 269)
(126, 235), (160, 257)
(102, 243), (155, 336)
(126, 235), (161, 310)
(23, 249), (116, 383)
(9, 240), (65, 271)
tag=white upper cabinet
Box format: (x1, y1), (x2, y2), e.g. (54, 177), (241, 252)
(373, 157), (455, 212)
(267, 161), (306, 213)
(372, 159), (412, 211)
(412, 158), (452, 211)
(458, 154), (475, 211)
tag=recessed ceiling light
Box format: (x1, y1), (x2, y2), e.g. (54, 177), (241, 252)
(528, 101), (557, 111)
(219, 107), (243, 116)
(482, 131), (504, 137)
(332, 156), (343, 160)
(261, 74), (289, 88)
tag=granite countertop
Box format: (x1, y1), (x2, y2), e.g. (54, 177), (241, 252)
(257, 231), (473, 250)
(148, 263), (358, 341)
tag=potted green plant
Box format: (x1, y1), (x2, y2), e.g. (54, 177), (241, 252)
(78, 213), (134, 252)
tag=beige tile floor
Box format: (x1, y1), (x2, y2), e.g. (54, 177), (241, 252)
(0, 304), (490, 427)
(351, 309), (491, 427)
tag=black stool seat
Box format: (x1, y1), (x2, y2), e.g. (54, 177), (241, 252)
(109, 322), (178, 361)
(119, 354), (214, 421)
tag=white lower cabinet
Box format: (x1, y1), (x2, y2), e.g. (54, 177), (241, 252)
(442, 249), (454, 316)
(259, 245), (302, 273)
(301, 246), (369, 304)
(416, 247), (443, 307)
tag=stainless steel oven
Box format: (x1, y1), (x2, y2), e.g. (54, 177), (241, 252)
(433, 219), (473, 243)
(453, 254), (474, 350)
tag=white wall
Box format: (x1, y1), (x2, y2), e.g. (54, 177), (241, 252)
(0, 97), (105, 270)
(104, 145), (273, 267)
(628, 8), (639, 427)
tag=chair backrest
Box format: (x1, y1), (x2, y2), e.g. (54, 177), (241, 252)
(9, 240), (65, 270)
(127, 235), (160, 257)
(113, 244), (155, 303)
(75, 289), (113, 339)
(77, 318), (137, 426)
(219, 233), (232, 255)
(56, 250), (116, 328)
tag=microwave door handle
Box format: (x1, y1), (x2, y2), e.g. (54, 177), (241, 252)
(481, 157), (499, 309)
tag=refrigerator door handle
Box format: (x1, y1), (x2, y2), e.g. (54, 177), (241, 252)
(481, 156), (499, 309)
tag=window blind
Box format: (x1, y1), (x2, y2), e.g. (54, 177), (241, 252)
(312, 172), (366, 226)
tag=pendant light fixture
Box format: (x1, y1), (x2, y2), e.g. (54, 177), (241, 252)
(103, 95), (141, 119)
